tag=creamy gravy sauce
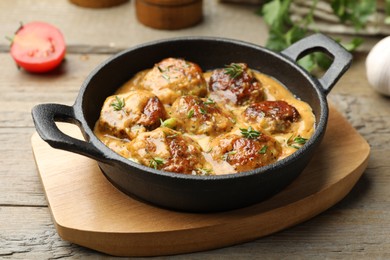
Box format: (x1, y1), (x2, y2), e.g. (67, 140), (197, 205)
(94, 68), (315, 175)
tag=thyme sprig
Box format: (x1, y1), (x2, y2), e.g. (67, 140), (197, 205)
(149, 157), (165, 169)
(287, 135), (308, 149)
(224, 63), (244, 79)
(240, 126), (261, 139)
(110, 96), (126, 111)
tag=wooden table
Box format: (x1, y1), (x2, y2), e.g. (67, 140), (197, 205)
(1, 1), (390, 258)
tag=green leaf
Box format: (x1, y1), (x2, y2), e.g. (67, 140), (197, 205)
(187, 109), (194, 119)
(342, 37), (363, 52)
(149, 157), (165, 169)
(259, 145), (268, 154)
(298, 55), (316, 72)
(196, 168), (213, 176)
(261, 0), (281, 26)
(331, 0), (376, 30)
(110, 96), (126, 111)
(285, 26), (306, 46)
(265, 28), (290, 51)
(160, 118), (177, 129)
(240, 126), (261, 139)
(224, 63), (244, 79)
(386, 0), (390, 24)
(262, 0), (292, 30)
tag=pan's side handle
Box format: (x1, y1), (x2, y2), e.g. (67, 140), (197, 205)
(281, 33), (353, 95)
(32, 103), (111, 163)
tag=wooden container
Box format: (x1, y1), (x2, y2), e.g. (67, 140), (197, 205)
(136, 0), (203, 30)
(69, 0), (129, 8)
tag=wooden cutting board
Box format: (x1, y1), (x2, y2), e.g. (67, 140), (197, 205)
(31, 106), (370, 257)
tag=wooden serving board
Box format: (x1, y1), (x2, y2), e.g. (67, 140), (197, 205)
(31, 106), (370, 257)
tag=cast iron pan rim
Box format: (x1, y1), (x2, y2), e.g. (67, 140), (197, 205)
(74, 36), (328, 181)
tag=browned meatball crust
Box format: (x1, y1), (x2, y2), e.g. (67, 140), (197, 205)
(210, 131), (281, 172)
(244, 101), (300, 133)
(170, 95), (235, 135)
(208, 63), (264, 105)
(128, 127), (209, 174)
(140, 58), (208, 105)
(97, 90), (167, 140)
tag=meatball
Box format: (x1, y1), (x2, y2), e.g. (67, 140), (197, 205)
(210, 130), (281, 172)
(128, 127), (210, 175)
(140, 58), (208, 105)
(97, 90), (167, 140)
(208, 63), (264, 105)
(244, 101), (300, 133)
(170, 95), (235, 135)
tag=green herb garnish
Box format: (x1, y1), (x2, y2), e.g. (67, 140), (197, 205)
(222, 150), (237, 161)
(187, 109), (194, 118)
(199, 108), (207, 115)
(110, 96), (125, 111)
(259, 145), (268, 154)
(258, 0), (365, 72)
(196, 168), (213, 176)
(149, 157), (165, 169)
(160, 118), (177, 129)
(157, 66), (170, 81)
(287, 135), (308, 149)
(203, 98), (215, 105)
(161, 73), (170, 81)
(294, 136), (308, 145)
(224, 63), (244, 79)
(240, 126), (261, 139)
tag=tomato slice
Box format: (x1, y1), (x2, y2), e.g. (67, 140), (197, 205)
(10, 22), (66, 73)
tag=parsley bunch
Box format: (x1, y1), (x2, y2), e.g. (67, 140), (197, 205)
(258, 0), (382, 72)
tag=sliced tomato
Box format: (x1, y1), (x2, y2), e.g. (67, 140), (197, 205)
(10, 21), (66, 73)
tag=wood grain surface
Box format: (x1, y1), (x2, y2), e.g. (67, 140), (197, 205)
(1, 0), (390, 259)
(31, 106), (369, 256)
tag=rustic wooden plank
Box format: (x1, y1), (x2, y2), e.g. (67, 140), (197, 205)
(0, 128), (47, 206)
(1, 202), (390, 259)
(29, 106), (370, 256)
(0, 0), (266, 52)
(0, 53), (109, 127)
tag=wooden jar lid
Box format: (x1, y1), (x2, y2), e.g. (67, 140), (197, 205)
(136, 0), (203, 30)
(69, 0), (129, 8)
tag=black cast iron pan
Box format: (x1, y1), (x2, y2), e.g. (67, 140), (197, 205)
(32, 34), (352, 212)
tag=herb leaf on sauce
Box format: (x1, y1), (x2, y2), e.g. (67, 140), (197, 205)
(187, 109), (195, 118)
(224, 63), (244, 79)
(259, 145), (268, 154)
(240, 126), (261, 139)
(203, 98), (215, 105)
(149, 157), (165, 169)
(160, 118), (177, 129)
(222, 150), (237, 161)
(287, 135), (308, 149)
(110, 96), (125, 111)
(196, 168), (213, 176)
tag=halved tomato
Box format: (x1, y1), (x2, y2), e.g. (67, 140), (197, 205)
(10, 22), (66, 73)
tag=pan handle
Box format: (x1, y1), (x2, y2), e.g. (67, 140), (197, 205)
(32, 103), (111, 163)
(281, 33), (353, 95)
